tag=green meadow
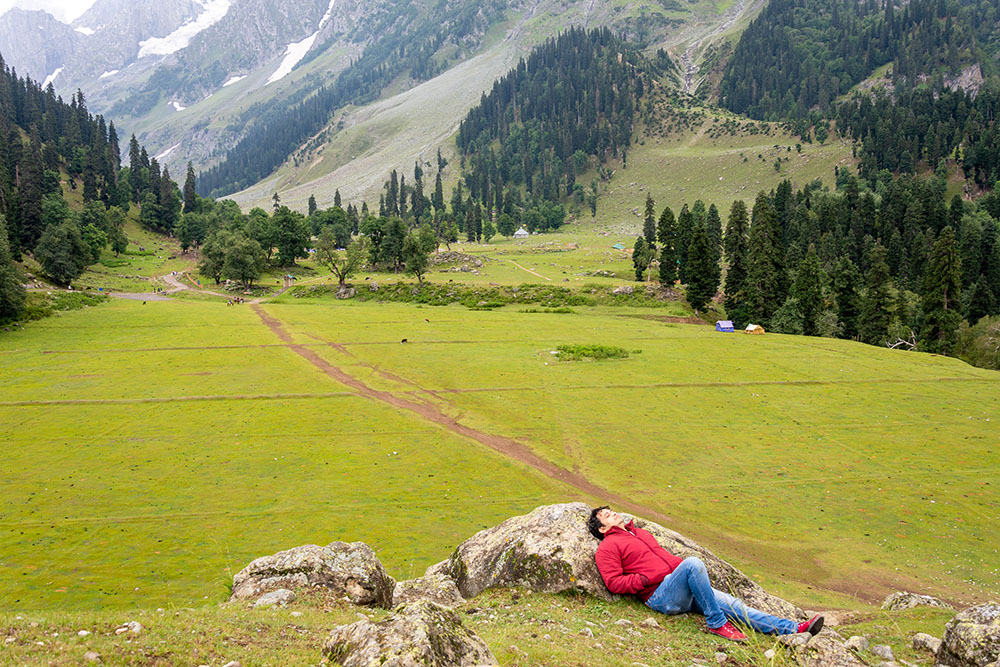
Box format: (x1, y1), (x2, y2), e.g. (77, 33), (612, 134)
(2, 294), (998, 615)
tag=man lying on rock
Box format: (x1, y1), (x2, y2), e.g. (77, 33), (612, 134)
(589, 506), (824, 642)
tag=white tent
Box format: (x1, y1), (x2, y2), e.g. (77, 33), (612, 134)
(513, 227), (529, 238)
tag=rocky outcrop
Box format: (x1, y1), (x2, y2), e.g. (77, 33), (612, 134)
(882, 591), (953, 611)
(432, 502), (796, 618)
(253, 588), (295, 608)
(793, 630), (867, 666)
(323, 601), (497, 667)
(936, 602), (1000, 667)
(945, 64), (984, 98)
(231, 541), (394, 608)
(393, 574), (464, 609)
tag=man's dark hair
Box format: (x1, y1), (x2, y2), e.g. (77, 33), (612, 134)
(588, 506), (610, 541)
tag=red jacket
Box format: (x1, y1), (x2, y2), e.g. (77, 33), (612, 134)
(595, 520), (683, 601)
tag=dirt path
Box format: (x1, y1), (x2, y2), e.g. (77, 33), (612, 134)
(109, 292), (173, 302)
(506, 259), (552, 281)
(251, 303), (674, 525)
(162, 272), (230, 298)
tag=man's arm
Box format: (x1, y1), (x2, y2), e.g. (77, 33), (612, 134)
(595, 543), (648, 595)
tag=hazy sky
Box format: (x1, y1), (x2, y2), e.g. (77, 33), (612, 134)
(0, 0), (98, 23)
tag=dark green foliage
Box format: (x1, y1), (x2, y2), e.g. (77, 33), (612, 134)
(633, 237), (652, 281)
(920, 227), (963, 353)
(684, 222), (718, 312)
(222, 234), (267, 289)
(675, 204), (694, 283)
(0, 216), (25, 323)
(34, 221), (91, 285)
(273, 206), (310, 266)
(403, 224), (438, 284)
(956, 316), (1000, 369)
(831, 257), (862, 339)
(657, 206), (676, 284)
(183, 162), (197, 213)
(746, 192), (788, 323)
(793, 245), (823, 335)
(859, 244), (893, 346)
(966, 275), (996, 323)
(723, 200), (750, 326)
(643, 194), (657, 248)
(555, 344), (630, 361)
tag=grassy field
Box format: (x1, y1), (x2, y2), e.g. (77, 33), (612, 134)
(3, 293), (998, 618)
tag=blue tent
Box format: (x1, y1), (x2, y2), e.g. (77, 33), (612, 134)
(715, 320), (735, 332)
(612, 243), (625, 250)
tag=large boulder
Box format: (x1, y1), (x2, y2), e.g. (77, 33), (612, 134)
(882, 591), (953, 611)
(936, 603), (1000, 666)
(432, 503), (796, 618)
(231, 541), (394, 608)
(792, 630), (866, 667)
(323, 600), (497, 667)
(393, 574), (464, 609)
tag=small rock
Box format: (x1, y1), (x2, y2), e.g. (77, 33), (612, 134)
(78, 630), (90, 637)
(584, 620), (597, 627)
(871, 644), (894, 660)
(4, 637), (15, 644)
(640, 617), (661, 629)
(114, 627), (128, 635)
(542, 634), (551, 640)
(290, 611), (304, 617)
(254, 588), (296, 608)
(714, 651), (728, 663)
(579, 627), (594, 638)
(764, 648), (775, 660)
(222, 662), (242, 667)
(614, 618), (634, 626)
(844, 635), (869, 652)
(882, 592), (952, 611)
(127, 621), (142, 635)
(911, 632), (940, 654)
(83, 651), (101, 662)
(777, 632), (811, 647)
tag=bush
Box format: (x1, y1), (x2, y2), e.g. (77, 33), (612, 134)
(956, 316), (1000, 370)
(555, 344), (631, 361)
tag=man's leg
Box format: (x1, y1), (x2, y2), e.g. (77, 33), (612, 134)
(645, 557), (727, 629)
(710, 588), (798, 635)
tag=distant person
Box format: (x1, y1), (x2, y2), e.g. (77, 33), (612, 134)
(588, 507), (823, 642)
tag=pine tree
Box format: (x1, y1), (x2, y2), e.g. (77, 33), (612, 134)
(334, 189), (342, 209)
(433, 172), (445, 213)
(832, 257), (862, 339)
(793, 245), (823, 335)
(308, 194), (318, 217)
(633, 236), (651, 281)
(706, 203), (723, 264)
(920, 226), (962, 354)
(685, 222), (717, 312)
(643, 193), (657, 248)
(0, 215), (26, 323)
(657, 206), (676, 284)
(676, 204), (694, 283)
(746, 192), (788, 323)
(967, 274), (996, 323)
(859, 244), (893, 345)
(723, 200), (750, 326)
(183, 162), (197, 213)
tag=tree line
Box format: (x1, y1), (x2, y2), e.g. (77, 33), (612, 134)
(639, 171), (999, 358)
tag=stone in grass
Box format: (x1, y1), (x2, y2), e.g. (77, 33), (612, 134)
(870, 644), (894, 660)
(793, 630), (867, 667)
(843, 635), (869, 652)
(430, 503), (795, 618)
(640, 617), (661, 629)
(936, 602), (1000, 667)
(323, 600), (497, 667)
(882, 591), (953, 611)
(911, 632), (941, 654)
(231, 541), (394, 608)
(253, 588), (295, 608)
(83, 652), (101, 663)
(392, 574), (464, 609)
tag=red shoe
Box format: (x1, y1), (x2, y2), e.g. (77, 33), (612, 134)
(797, 615), (824, 636)
(707, 621), (748, 642)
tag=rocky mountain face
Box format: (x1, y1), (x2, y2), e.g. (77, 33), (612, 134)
(0, 8), (79, 83)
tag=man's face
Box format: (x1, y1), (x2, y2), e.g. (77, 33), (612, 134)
(596, 507), (625, 533)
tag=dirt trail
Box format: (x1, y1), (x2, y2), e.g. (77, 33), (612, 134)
(251, 304), (673, 525)
(506, 260), (552, 281)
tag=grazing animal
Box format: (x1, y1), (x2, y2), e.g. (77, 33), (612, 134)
(400, 338), (408, 344)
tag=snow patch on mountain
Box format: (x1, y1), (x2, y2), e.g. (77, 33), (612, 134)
(99, 69), (119, 79)
(265, 0), (338, 86)
(154, 143), (181, 161)
(137, 0), (231, 58)
(74, 26), (95, 36)
(266, 31), (317, 85)
(42, 66), (63, 87)
(223, 74), (246, 87)
(171, 101), (186, 111)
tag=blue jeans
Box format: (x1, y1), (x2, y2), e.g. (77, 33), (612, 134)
(645, 556), (797, 635)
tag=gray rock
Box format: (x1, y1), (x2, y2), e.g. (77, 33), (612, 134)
(392, 574), (464, 609)
(794, 630), (867, 666)
(231, 541), (394, 608)
(764, 648), (776, 660)
(253, 588), (295, 608)
(336, 286), (356, 299)
(714, 651), (728, 663)
(640, 617), (661, 629)
(844, 635), (870, 652)
(872, 644), (895, 660)
(882, 592), (953, 611)
(579, 627), (594, 637)
(612, 285), (634, 295)
(368, 281), (379, 292)
(778, 632), (812, 648)
(322, 600), (497, 666)
(432, 503), (795, 618)
(913, 632), (942, 654)
(936, 602), (1000, 666)
(83, 652), (101, 663)
(222, 662), (242, 667)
